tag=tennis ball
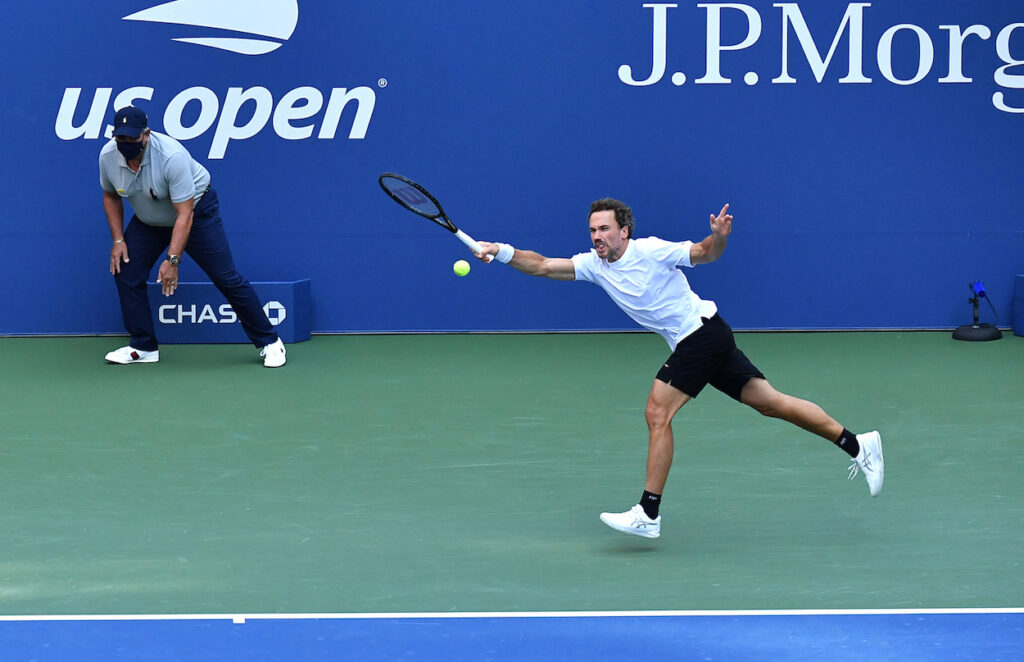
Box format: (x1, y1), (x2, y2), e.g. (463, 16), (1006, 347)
(453, 260), (471, 277)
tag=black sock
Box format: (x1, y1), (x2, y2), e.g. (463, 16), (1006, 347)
(834, 428), (860, 458)
(640, 490), (661, 519)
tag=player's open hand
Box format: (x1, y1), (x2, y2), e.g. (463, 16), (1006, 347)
(710, 203), (732, 238)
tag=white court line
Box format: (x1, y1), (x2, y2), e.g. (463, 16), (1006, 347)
(0, 608), (1021, 623)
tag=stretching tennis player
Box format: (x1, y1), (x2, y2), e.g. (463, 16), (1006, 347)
(475, 198), (883, 539)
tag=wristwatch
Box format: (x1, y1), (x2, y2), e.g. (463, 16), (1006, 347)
(168, 254), (181, 267)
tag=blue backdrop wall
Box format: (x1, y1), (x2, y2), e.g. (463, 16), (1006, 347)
(2, 0), (1022, 334)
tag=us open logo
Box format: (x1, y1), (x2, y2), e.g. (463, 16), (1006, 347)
(123, 0), (299, 56)
(54, 0), (379, 159)
(263, 301), (287, 326)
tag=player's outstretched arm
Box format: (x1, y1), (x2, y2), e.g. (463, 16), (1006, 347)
(476, 242), (575, 281)
(689, 203), (732, 265)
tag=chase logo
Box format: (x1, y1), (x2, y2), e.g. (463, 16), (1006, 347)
(123, 0), (299, 56)
(263, 301), (287, 326)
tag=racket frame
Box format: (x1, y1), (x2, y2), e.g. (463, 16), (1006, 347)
(378, 172), (487, 257)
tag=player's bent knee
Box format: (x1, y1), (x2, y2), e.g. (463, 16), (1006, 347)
(750, 401), (779, 418)
(644, 403), (673, 430)
(740, 380), (784, 418)
(743, 392), (784, 418)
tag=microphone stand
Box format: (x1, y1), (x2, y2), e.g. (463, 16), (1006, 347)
(953, 286), (1002, 341)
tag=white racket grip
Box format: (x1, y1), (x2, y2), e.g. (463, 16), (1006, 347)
(454, 229), (493, 262)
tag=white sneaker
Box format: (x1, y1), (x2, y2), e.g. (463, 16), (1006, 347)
(260, 338), (286, 368)
(104, 346), (159, 364)
(599, 504), (661, 539)
(848, 430), (884, 497)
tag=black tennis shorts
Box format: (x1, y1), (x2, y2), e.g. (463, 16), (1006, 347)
(656, 314), (765, 401)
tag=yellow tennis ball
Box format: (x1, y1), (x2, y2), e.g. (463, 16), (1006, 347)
(453, 260), (471, 277)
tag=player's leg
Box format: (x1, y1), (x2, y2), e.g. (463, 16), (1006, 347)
(599, 321), (720, 539)
(108, 217), (170, 360)
(643, 379), (692, 494)
(599, 379), (692, 539)
(703, 314), (842, 444)
(710, 316), (884, 496)
(737, 376), (883, 496)
(738, 377), (842, 441)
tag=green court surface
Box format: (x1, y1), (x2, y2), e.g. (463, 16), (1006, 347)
(0, 332), (1021, 615)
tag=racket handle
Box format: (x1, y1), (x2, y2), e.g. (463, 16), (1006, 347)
(454, 229), (493, 262)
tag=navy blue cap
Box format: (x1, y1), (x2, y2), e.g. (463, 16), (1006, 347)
(112, 106), (148, 138)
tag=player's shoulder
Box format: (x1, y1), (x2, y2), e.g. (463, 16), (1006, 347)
(633, 236), (674, 251)
(637, 235), (692, 248)
(569, 248), (600, 278)
(632, 236), (693, 266)
(571, 247), (600, 263)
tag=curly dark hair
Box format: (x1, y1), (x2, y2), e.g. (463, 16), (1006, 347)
(589, 198), (634, 238)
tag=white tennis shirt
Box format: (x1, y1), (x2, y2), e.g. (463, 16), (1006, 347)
(571, 237), (718, 349)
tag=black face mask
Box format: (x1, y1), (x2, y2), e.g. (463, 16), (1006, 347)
(117, 139), (145, 161)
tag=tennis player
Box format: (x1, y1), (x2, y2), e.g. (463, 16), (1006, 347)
(475, 198), (883, 539)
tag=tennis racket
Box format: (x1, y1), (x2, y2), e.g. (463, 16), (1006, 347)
(378, 173), (491, 260)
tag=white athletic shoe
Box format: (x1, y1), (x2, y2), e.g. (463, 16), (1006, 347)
(104, 346), (159, 364)
(260, 338), (286, 368)
(599, 504), (661, 539)
(848, 430), (884, 497)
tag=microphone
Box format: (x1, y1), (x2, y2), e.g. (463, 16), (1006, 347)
(971, 281), (987, 298)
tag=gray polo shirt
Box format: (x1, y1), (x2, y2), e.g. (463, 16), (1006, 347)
(99, 131), (211, 227)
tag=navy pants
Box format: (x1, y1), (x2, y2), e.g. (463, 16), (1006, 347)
(113, 188), (278, 351)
